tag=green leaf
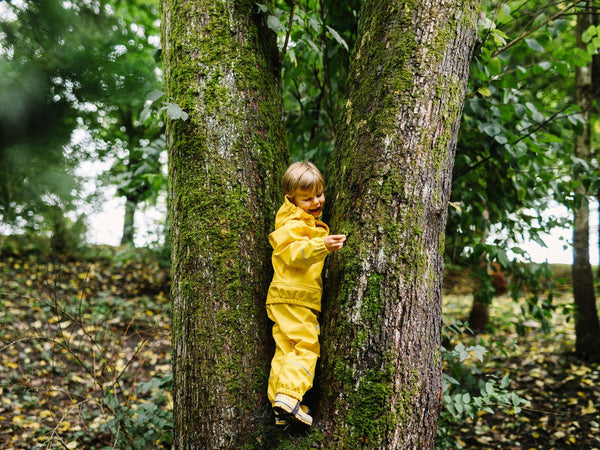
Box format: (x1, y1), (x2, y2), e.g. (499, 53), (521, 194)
(494, 134), (508, 145)
(477, 86), (492, 97)
(525, 38), (544, 52)
(146, 90), (164, 102)
(165, 102), (189, 121)
(581, 24), (596, 43)
(326, 25), (348, 51)
(267, 15), (285, 33)
(471, 345), (487, 362)
(255, 3), (268, 13)
(442, 373), (460, 385)
(455, 343), (469, 361)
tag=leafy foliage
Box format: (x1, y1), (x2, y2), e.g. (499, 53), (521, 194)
(260, 0), (360, 170)
(439, 278), (600, 449)
(0, 252), (171, 448)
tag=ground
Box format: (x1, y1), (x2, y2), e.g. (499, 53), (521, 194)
(442, 265), (600, 449)
(0, 251), (172, 449)
(0, 254), (599, 449)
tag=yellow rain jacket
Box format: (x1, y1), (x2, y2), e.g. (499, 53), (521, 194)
(266, 196), (330, 312)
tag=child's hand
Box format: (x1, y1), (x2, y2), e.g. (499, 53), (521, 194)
(324, 235), (347, 252)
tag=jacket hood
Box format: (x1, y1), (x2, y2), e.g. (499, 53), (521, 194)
(274, 196), (319, 229)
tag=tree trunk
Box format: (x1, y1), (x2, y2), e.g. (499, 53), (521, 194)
(572, 1), (600, 362)
(593, 9), (600, 279)
(468, 209), (491, 333)
(120, 196), (136, 245)
(318, 0), (479, 447)
(161, 0), (287, 447)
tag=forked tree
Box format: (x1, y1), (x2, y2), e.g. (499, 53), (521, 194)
(162, 0), (480, 447)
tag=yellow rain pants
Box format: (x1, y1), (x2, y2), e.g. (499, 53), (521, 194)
(267, 303), (320, 403)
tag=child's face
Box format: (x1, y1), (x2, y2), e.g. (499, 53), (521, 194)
(290, 189), (325, 218)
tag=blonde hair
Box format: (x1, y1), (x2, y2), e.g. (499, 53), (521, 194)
(282, 161), (325, 197)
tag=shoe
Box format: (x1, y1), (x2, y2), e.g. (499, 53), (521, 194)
(274, 407), (310, 426)
(274, 411), (288, 426)
(273, 393), (312, 426)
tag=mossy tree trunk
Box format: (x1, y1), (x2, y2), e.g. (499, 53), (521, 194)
(121, 197), (136, 245)
(161, 0), (287, 447)
(572, 1), (600, 363)
(318, 0), (479, 447)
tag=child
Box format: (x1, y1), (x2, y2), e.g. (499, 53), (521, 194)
(266, 161), (346, 426)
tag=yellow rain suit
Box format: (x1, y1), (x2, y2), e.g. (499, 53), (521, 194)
(266, 196), (330, 403)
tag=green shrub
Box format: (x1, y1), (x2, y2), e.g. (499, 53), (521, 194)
(436, 317), (524, 449)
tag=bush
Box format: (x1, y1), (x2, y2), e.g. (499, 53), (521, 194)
(436, 317), (525, 449)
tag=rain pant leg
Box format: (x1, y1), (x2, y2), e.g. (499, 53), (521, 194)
(267, 303), (320, 403)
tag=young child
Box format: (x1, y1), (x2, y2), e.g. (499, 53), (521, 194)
(266, 161), (346, 426)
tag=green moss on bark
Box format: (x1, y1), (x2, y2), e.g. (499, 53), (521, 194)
(163, 0), (287, 446)
(319, 0), (479, 446)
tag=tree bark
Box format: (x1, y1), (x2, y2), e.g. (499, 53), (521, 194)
(120, 196), (136, 245)
(593, 8), (600, 279)
(572, 0), (600, 363)
(161, 0), (287, 447)
(318, 0), (479, 447)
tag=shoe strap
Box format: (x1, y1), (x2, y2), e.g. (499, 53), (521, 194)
(291, 400), (300, 416)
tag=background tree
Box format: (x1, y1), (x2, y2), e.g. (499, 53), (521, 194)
(161, 0), (287, 446)
(317, 0), (480, 446)
(0, 0), (167, 248)
(86, 0), (165, 246)
(571, 0), (600, 362)
(446, 0), (589, 333)
(0, 0), (120, 230)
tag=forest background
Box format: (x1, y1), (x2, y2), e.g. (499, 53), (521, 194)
(1, 0), (600, 448)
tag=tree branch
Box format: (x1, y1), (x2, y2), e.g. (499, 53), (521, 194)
(280, 1), (296, 63)
(491, 1), (583, 58)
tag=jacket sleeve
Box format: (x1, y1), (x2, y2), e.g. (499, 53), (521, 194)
(269, 220), (330, 268)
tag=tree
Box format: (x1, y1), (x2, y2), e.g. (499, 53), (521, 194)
(0, 0), (119, 229)
(161, 0), (287, 446)
(446, 0), (592, 334)
(0, 0), (166, 246)
(572, 0), (600, 362)
(317, 0), (480, 446)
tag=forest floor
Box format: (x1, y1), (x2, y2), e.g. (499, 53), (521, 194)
(0, 253), (599, 449)
(443, 265), (600, 449)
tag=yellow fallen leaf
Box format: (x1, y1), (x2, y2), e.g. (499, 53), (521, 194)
(582, 400), (597, 415)
(39, 410), (53, 419)
(66, 441), (78, 449)
(554, 431), (566, 439)
(570, 364), (591, 376)
(58, 421), (71, 432)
